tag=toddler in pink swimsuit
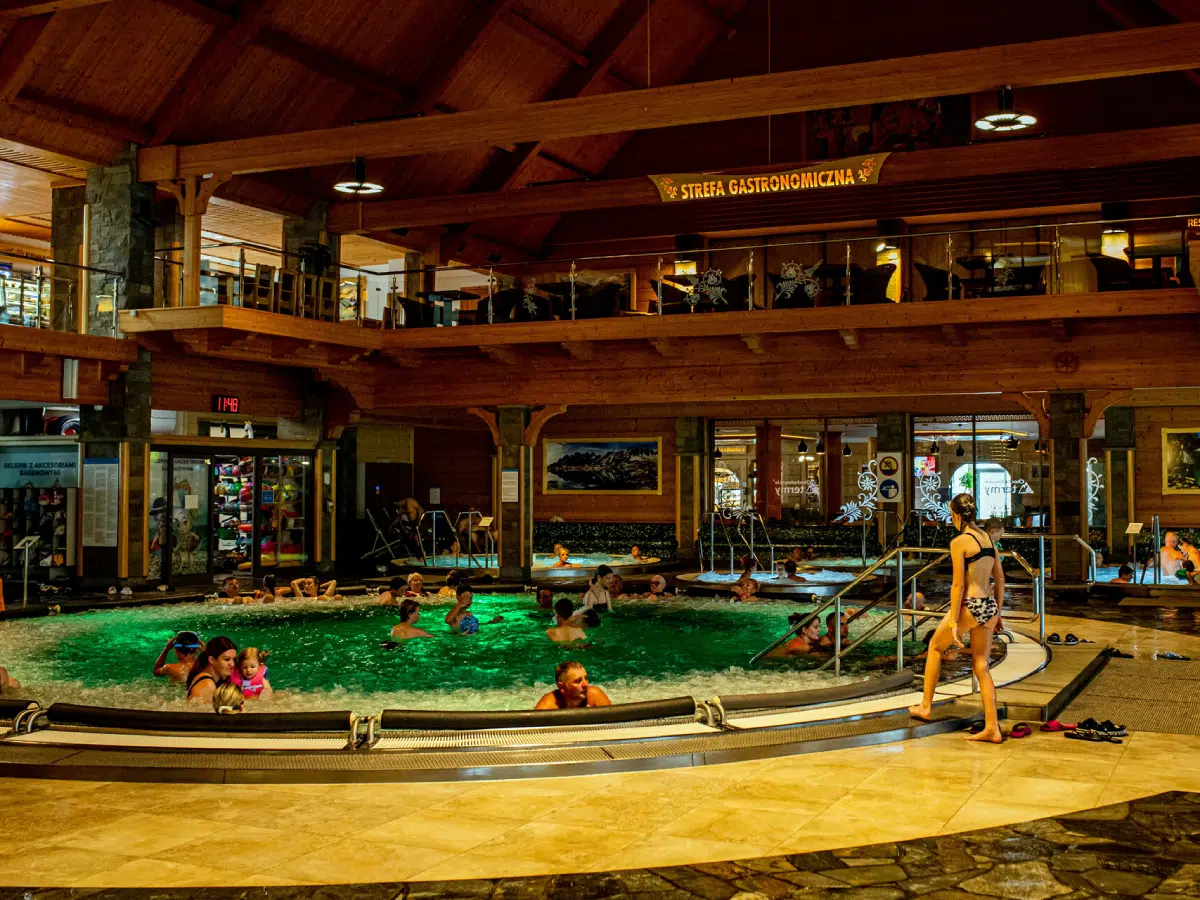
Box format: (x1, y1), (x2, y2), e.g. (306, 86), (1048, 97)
(231, 647), (272, 700)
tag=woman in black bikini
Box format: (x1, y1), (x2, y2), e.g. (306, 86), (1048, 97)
(185, 636), (237, 705)
(909, 493), (1004, 743)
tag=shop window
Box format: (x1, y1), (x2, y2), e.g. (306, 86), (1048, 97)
(952, 462), (1011, 519)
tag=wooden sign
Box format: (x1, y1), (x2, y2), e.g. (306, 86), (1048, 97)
(647, 153), (888, 203)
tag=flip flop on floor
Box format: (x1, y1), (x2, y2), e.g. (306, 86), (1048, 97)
(1100, 720), (1128, 737)
(1010, 723), (1033, 738)
(1046, 633), (1062, 645)
(1161, 651), (1192, 660)
(1040, 720), (1076, 732)
(967, 722), (986, 734)
(1065, 730), (1123, 744)
(1108, 649), (1134, 659)
(1063, 634), (1081, 646)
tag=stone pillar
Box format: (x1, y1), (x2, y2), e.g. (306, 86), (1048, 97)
(1104, 406), (1136, 564)
(875, 412), (911, 547)
(85, 147), (156, 334)
(754, 424), (782, 522)
(284, 202), (341, 277)
(79, 350), (152, 587)
(51, 184), (85, 331)
(676, 417), (705, 561)
(497, 407), (533, 581)
(1049, 392), (1088, 582)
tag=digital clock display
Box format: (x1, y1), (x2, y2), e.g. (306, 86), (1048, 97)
(211, 394), (241, 414)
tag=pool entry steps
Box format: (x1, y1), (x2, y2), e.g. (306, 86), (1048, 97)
(0, 637), (1097, 785)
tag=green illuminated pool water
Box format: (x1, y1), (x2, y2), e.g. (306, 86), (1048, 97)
(0, 594), (926, 712)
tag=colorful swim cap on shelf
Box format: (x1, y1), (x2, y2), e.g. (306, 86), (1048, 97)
(281, 484), (298, 502)
(458, 614), (479, 635)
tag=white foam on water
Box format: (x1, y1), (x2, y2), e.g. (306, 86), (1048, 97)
(692, 569), (858, 585)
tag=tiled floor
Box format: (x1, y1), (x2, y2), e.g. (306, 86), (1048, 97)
(2, 613), (1198, 888)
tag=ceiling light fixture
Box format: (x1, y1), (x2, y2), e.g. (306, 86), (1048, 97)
(1006, 436), (1020, 450)
(956, 445), (966, 458)
(929, 441), (940, 455)
(974, 85), (1037, 133)
(334, 157), (384, 195)
(713, 448), (722, 459)
(815, 439), (825, 456)
(797, 440), (808, 453)
(875, 240), (898, 253)
(842, 444), (853, 457)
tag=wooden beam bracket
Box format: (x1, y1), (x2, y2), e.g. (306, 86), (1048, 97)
(1001, 391), (1051, 439)
(481, 345), (518, 365)
(466, 406), (500, 447)
(839, 329), (860, 349)
(1084, 388), (1136, 437)
(522, 404), (566, 446)
(561, 340), (595, 360)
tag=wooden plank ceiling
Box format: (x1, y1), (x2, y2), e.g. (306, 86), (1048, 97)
(0, 0), (1199, 265)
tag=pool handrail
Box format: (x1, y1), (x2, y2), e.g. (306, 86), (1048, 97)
(33, 703), (358, 741)
(0, 698), (38, 731)
(714, 670), (915, 716)
(379, 696), (698, 731)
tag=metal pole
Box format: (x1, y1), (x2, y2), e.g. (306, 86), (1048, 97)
(834, 590), (842, 677)
(17, 274), (25, 325)
(569, 260), (577, 320)
(844, 243), (852, 305)
(861, 519), (867, 565)
(910, 561), (919, 639)
(710, 512), (715, 574)
(656, 256), (664, 315)
(1153, 515), (1161, 585)
(749, 512), (755, 570)
(896, 551), (905, 672)
(35, 267), (43, 328)
(432, 514), (437, 565)
(238, 247), (245, 307)
(487, 268), (494, 325)
(1038, 535), (1047, 644)
(112, 277), (120, 335)
(747, 248), (754, 311)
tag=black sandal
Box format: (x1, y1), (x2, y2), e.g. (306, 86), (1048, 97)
(1046, 633), (1062, 645)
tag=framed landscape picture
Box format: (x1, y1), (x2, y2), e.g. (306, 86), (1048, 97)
(1162, 428), (1200, 494)
(543, 438), (663, 494)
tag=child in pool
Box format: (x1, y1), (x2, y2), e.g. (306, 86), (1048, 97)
(552, 547), (577, 568)
(445, 584), (502, 633)
(212, 682), (244, 714)
(231, 647), (272, 701)
(391, 598), (432, 639)
(254, 574), (281, 603)
(0, 664), (21, 695)
(153, 631), (203, 684)
(732, 566), (759, 602)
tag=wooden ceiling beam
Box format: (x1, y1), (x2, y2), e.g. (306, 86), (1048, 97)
(0, 13), (51, 102)
(1096, 0), (1200, 88)
(254, 28), (409, 106)
(680, 0), (737, 39)
(405, 0), (517, 116)
(139, 22), (1200, 180)
(0, 0), (107, 14)
(328, 122), (1200, 233)
(12, 89), (151, 142)
(147, 0), (273, 147)
(153, 0), (230, 27)
(502, 5), (590, 68)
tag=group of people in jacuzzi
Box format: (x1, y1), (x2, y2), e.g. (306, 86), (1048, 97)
(152, 631), (273, 713)
(213, 574), (342, 604)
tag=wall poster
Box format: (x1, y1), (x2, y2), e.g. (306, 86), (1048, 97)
(82, 458), (119, 547)
(1162, 428), (1200, 494)
(543, 438), (663, 495)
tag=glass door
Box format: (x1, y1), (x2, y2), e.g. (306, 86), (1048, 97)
(212, 454), (254, 575)
(258, 454), (309, 570)
(169, 457), (211, 578)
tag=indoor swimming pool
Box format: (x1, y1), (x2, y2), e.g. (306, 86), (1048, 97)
(0, 594), (923, 713)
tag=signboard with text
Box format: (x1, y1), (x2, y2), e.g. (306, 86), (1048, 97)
(0, 444), (79, 488)
(648, 153), (888, 203)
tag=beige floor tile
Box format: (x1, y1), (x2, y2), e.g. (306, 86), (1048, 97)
(754, 760), (882, 790)
(821, 785), (969, 822)
(991, 754), (1119, 783)
(966, 773), (1106, 809)
(409, 852), (561, 881)
(471, 820), (644, 869)
(71, 857), (237, 888)
(551, 786), (709, 831)
(774, 813), (948, 854)
(232, 872), (318, 886)
(81, 781), (215, 813)
(857, 765), (990, 794)
(54, 812), (223, 857)
(1, 797), (146, 839)
(151, 824), (337, 871)
(428, 781), (604, 822)
(0, 845), (136, 886)
(261, 838), (455, 884)
(356, 809), (524, 852)
(590, 835), (773, 872)
(654, 803), (820, 848)
(263, 797), (410, 837)
(172, 785), (304, 824)
(940, 798), (1075, 834)
(1096, 782), (1170, 805)
(704, 778), (848, 814)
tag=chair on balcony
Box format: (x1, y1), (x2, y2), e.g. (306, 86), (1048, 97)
(849, 263), (896, 305)
(914, 262), (963, 300)
(474, 288), (520, 324)
(767, 272), (818, 310)
(1088, 255), (1155, 291)
(573, 282), (623, 319)
(511, 288), (555, 322)
(650, 279), (703, 315)
(397, 297), (434, 328)
(987, 264), (1046, 297)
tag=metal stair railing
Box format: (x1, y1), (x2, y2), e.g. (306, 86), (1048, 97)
(700, 510), (738, 574)
(818, 547), (1047, 675)
(816, 549), (951, 675)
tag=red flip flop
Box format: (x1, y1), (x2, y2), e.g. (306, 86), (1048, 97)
(1040, 720), (1077, 732)
(1010, 723), (1033, 739)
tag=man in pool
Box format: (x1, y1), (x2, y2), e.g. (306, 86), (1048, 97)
(546, 598), (588, 643)
(782, 560), (808, 583)
(818, 609), (853, 649)
(1110, 565), (1135, 584)
(153, 631), (203, 683)
(220, 576), (241, 601)
(534, 660), (612, 709)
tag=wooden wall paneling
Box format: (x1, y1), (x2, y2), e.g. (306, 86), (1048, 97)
(412, 426), (493, 521)
(534, 412), (677, 523)
(1135, 405), (1200, 526)
(150, 355), (304, 419)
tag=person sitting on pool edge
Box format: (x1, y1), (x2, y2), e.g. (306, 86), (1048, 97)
(186, 636), (237, 705)
(153, 631), (203, 684)
(782, 560), (808, 583)
(1110, 565), (1135, 584)
(534, 661), (612, 710)
(546, 598), (589, 644)
(392, 598), (433, 639)
(553, 547), (577, 568)
(771, 615), (821, 657)
(582, 565), (614, 611)
(290, 576), (339, 601)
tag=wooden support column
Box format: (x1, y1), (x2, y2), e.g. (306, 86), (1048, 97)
(166, 173), (229, 307)
(754, 423), (782, 523)
(1104, 406), (1136, 564)
(676, 417), (705, 561)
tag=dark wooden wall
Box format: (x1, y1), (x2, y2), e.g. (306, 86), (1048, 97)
(1135, 406), (1200, 527)
(412, 426), (493, 517)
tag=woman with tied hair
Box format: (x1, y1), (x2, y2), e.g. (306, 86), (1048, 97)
(186, 636), (238, 705)
(909, 493), (1004, 743)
